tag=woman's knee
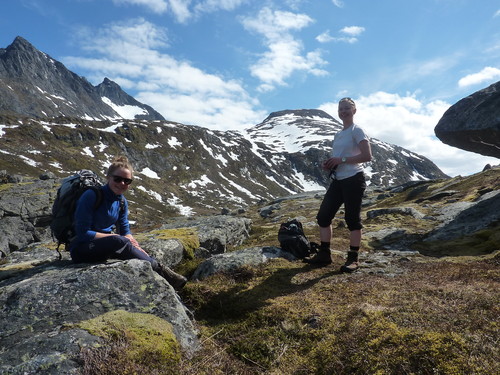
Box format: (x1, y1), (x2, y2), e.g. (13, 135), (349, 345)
(316, 211), (333, 228)
(345, 217), (363, 231)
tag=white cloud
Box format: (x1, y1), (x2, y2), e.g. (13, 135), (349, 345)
(111, 0), (248, 23)
(494, 9), (500, 17)
(316, 25), (365, 44)
(332, 0), (344, 7)
(319, 92), (498, 176)
(64, 18), (265, 130)
(241, 7), (328, 91)
(316, 30), (334, 43)
(242, 7), (314, 38)
(340, 26), (365, 36)
(112, 0), (169, 14)
(194, 0), (247, 15)
(458, 67), (500, 88)
(167, 0), (192, 22)
(78, 17), (169, 54)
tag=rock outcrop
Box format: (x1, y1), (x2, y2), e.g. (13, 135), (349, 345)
(435, 80), (500, 158)
(0, 172), (56, 257)
(192, 246), (296, 280)
(0, 180), (255, 373)
(0, 256), (198, 374)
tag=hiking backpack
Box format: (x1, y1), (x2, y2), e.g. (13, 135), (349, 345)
(51, 170), (103, 257)
(278, 219), (317, 259)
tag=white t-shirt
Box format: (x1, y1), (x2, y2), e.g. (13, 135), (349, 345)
(331, 124), (369, 180)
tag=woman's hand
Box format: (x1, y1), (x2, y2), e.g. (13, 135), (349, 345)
(125, 234), (149, 256)
(322, 157), (341, 170)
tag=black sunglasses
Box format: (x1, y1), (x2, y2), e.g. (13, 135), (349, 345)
(112, 175), (133, 185)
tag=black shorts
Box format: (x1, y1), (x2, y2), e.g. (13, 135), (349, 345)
(316, 172), (366, 231)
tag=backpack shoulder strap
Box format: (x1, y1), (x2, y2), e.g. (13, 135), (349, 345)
(85, 186), (104, 211)
(119, 195), (125, 213)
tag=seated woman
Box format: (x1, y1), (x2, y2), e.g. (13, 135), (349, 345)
(70, 155), (187, 290)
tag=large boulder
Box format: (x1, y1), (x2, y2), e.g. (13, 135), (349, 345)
(192, 246), (296, 280)
(425, 189), (500, 241)
(0, 176), (56, 257)
(434, 81), (500, 158)
(159, 216), (252, 255)
(0, 253), (199, 374)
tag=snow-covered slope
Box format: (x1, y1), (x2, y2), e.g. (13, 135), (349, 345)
(245, 109), (448, 187)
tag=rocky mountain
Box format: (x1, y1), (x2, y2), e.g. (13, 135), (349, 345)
(0, 111), (448, 224)
(0, 36), (164, 121)
(435, 80), (500, 158)
(0, 37), (448, 222)
(247, 109), (447, 187)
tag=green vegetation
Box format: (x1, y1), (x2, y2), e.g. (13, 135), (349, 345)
(78, 310), (181, 375)
(179, 256), (498, 374)
(137, 227), (200, 259)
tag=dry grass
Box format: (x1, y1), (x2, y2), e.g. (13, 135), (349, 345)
(178, 255), (499, 374)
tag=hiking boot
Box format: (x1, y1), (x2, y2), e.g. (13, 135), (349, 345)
(303, 248), (332, 266)
(156, 263), (187, 290)
(340, 251), (359, 273)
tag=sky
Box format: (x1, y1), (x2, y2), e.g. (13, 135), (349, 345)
(1, 0), (500, 177)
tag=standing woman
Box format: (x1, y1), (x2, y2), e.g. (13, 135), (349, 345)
(70, 155), (187, 290)
(305, 98), (372, 272)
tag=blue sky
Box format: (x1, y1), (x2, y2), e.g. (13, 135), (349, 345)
(1, 0), (499, 177)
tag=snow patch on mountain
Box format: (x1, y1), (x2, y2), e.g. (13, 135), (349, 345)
(167, 195), (194, 216)
(140, 167), (160, 179)
(246, 113), (337, 154)
(101, 97), (147, 119)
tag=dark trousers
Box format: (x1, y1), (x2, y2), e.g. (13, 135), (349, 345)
(70, 235), (158, 270)
(316, 172), (366, 231)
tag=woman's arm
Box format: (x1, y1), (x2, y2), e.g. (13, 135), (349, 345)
(74, 189), (99, 242)
(74, 189), (125, 241)
(322, 140), (372, 170)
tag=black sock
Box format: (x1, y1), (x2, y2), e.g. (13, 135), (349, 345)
(320, 241), (330, 249)
(349, 246), (360, 252)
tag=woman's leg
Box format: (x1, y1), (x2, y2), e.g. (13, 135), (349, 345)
(71, 235), (154, 264)
(341, 172), (366, 234)
(72, 236), (187, 289)
(319, 225), (332, 243)
(306, 182), (344, 265)
(340, 173), (366, 272)
(349, 229), (362, 247)
(316, 181), (344, 235)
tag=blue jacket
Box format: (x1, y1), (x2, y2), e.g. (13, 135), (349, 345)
(70, 184), (130, 248)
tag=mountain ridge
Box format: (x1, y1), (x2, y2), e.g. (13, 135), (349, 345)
(0, 37), (449, 219)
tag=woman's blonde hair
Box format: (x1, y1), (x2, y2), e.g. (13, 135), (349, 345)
(107, 155), (134, 177)
(339, 97), (356, 107)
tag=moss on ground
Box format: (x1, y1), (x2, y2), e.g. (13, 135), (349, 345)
(78, 310), (181, 374)
(414, 222), (500, 257)
(138, 227), (200, 259)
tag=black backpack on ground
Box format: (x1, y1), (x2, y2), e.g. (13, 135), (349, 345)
(278, 219), (317, 259)
(51, 170), (103, 258)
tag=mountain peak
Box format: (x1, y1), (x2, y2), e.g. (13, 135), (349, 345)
(0, 37), (164, 121)
(10, 36), (35, 49)
(264, 109), (334, 122)
(2, 36), (47, 64)
(96, 78), (165, 121)
(101, 77), (117, 87)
